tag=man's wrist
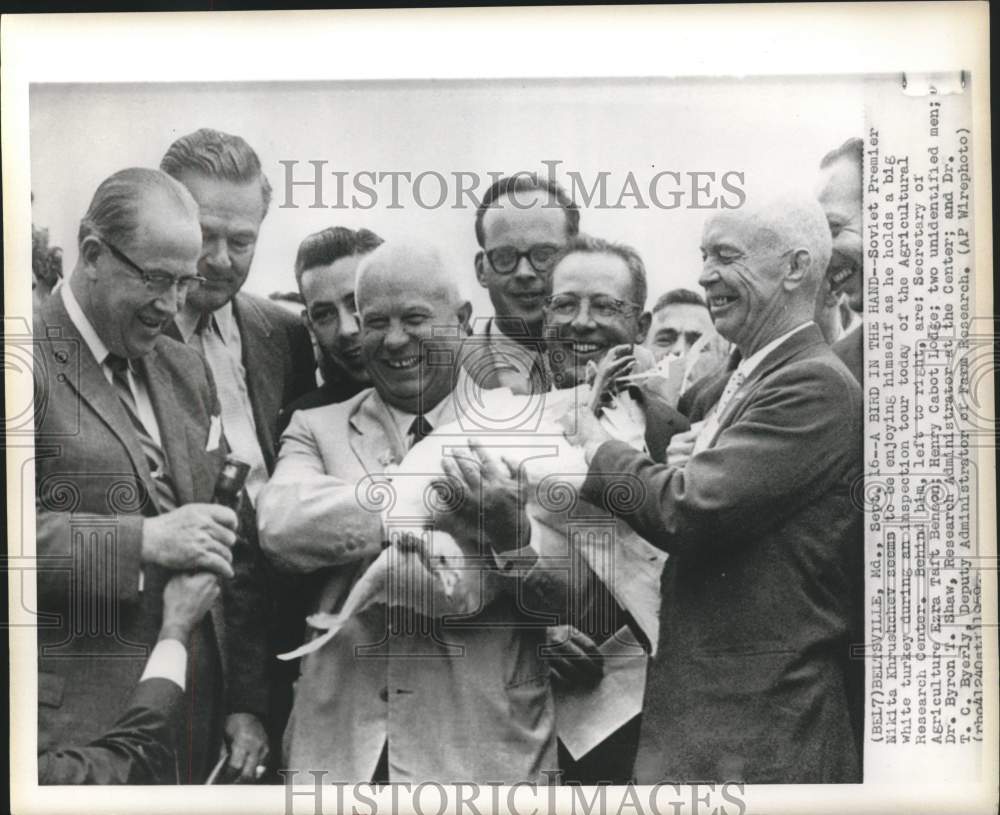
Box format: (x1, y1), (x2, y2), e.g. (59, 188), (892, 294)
(158, 622), (191, 643)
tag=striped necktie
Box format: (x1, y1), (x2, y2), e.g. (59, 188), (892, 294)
(106, 354), (179, 512)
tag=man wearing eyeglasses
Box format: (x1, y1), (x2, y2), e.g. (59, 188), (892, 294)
(465, 173), (580, 393)
(565, 195), (863, 783)
(540, 235), (688, 784)
(33, 168), (271, 784)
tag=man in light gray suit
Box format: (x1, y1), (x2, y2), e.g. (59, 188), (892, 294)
(258, 239), (589, 783)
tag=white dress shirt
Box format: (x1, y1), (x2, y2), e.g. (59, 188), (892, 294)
(61, 284), (162, 446)
(138, 638), (188, 689)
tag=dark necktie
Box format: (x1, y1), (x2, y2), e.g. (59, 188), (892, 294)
(106, 354), (179, 512)
(408, 415), (433, 448)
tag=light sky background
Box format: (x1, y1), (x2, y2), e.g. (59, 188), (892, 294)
(30, 77), (862, 317)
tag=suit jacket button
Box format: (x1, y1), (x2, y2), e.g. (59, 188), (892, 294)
(379, 686), (389, 702)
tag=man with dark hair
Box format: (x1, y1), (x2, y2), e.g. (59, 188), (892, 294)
(643, 288), (717, 362)
(275, 225), (384, 435)
(34, 167), (270, 784)
(160, 127), (315, 772)
(542, 235), (687, 784)
(465, 172), (580, 392)
(817, 136), (864, 382)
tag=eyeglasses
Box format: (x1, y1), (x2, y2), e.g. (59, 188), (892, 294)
(485, 243), (560, 275)
(544, 293), (642, 322)
(100, 238), (205, 296)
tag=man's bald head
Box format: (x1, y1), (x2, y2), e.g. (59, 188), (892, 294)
(356, 239), (465, 313)
(730, 193), (832, 303)
(699, 193), (832, 355)
(356, 238), (472, 413)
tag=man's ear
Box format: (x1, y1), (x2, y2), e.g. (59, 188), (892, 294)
(300, 307), (313, 330)
(456, 300), (473, 335)
(78, 235), (104, 280)
(634, 310), (652, 344)
(784, 248), (811, 290)
(474, 251), (489, 289)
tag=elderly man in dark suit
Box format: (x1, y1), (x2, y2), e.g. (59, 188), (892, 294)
(34, 167), (270, 783)
(566, 193), (864, 783)
(159, 129), (316, 756)
(38, 572), (219, 784)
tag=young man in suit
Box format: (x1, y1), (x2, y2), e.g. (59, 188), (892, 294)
(258, 239), (589, 783)
(38, 572), (219, 784)
(566, 194), (864, 783)
(541, 236), (688, 784)
(34, 168), (270, 783)
(465, 173), (580, 393)
(275, 226), (384, 436)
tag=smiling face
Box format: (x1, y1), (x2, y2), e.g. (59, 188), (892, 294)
(698, 212), (796, 355)
(358, 245), (471, 413)
(816, 153), (863, 311)
(176, 172), (266, 313)
(476, 189), (570, 334)
(545, 250), (649, 388)
(82, 189), (202, 359)
(644, 302), (716, 361)
(300, 254), (369, 385)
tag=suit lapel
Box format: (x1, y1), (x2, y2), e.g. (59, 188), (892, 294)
(41, 295), (160, 501)
(233, 294), (283, 468)
(712, 324), (826, 439)
(348, 390), (404, 473)
(141, 349), (196, 505)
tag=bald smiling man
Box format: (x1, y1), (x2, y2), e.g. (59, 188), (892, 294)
(258, 239), (589, 783)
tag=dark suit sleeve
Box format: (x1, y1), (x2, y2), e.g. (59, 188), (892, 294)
(197, 353), (271, 719)
(581, 360), (861, 557)
(633, 385), (690, 463)
(224, 500), (271, 718)
(38, 678), (182, 784)
(286, 321), (317, 405)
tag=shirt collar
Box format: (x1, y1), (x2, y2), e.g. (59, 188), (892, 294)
(177, 299), (236, 344)
(384, 368), (473, 438)
(61, 282), (111, 366)
(737, 321), (814, 379)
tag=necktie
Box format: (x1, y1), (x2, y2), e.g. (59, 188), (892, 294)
(692, 368), (747, 455)
(197, 314), (269, 504)
(106, 354), (179, 512)
(408, 415), (433, 448)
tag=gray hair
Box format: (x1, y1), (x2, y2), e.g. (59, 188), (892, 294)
(745, 195), (833, 299)
(160, 127), (272, 216)
(77, 167), (197, 249)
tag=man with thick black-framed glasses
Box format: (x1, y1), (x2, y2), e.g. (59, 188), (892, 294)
(464, 172), (580, 393)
